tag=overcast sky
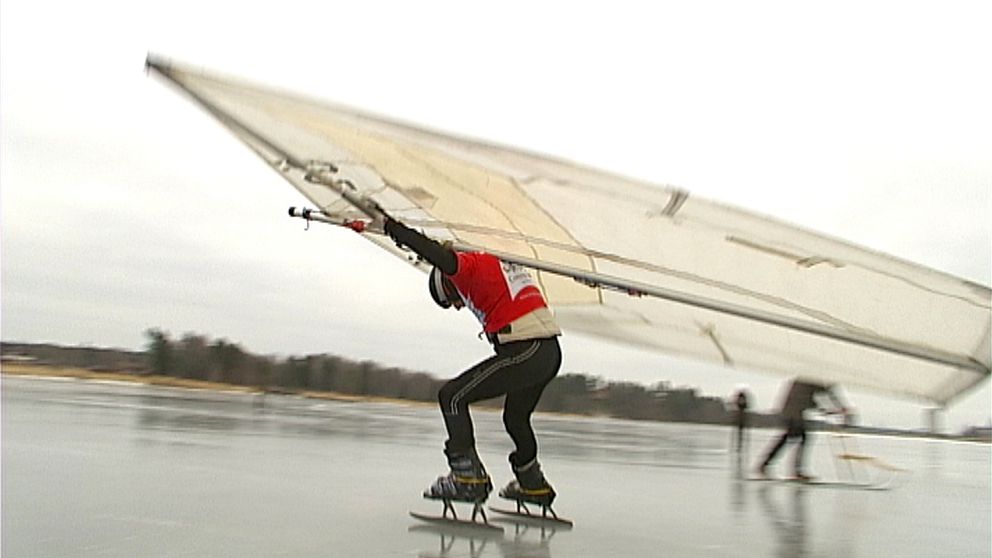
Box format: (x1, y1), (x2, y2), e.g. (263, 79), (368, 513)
(2, 0), (990, 431)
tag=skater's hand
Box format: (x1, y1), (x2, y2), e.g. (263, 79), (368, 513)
(382, 214), (402, 242)
(367, 201), (392, 233)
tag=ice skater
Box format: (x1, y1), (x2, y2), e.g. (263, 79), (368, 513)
(756, 378), (849, 480)
(384, 216), (562, 508)
(730, 386), (751, 453)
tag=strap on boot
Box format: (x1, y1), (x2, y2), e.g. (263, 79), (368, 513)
(446, 448), (489, 482)
(510, 454), (548, 490)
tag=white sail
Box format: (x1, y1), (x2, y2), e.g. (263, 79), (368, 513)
(147, 55), (990, 406)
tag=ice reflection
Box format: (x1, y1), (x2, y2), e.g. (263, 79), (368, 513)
(757, 484), (809, 558)
(729, 440), (751, 478)
(729, 476), (747, 516)
(410, 524), (502, 558)
(409, 516), (563, 558)
(496, 519), (560, 558)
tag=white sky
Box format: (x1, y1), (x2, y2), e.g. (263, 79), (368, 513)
(2, 0), (990, 432)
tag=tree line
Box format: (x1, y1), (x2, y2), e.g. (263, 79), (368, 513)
(2, 331), (778, 427)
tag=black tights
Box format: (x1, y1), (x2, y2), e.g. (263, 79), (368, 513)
(439, 337), (561, 466)
(761, 418), (809, 473)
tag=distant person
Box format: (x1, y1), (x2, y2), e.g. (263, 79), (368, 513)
(383, 216), (562, 508)
(756, 378), (849, 480)
(730, 386), (751, 452)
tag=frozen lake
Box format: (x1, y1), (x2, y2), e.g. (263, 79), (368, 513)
(2, 375), (989, 557)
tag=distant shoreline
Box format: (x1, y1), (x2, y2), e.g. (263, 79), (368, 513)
(0, 363), (435, 409)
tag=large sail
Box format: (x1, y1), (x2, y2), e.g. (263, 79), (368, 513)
(146, 55), (990, 406)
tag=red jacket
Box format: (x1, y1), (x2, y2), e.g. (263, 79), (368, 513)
(449, 252), (548, 333)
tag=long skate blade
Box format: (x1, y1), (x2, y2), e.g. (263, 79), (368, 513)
(488, 507), (574, 528)
(745, 477), (892, 490)
(409, 511), (504, 533)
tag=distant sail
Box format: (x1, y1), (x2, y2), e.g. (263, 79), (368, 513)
(147, 55), (990, 406)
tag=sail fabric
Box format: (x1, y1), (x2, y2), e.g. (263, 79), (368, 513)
(148, 56), (991, 406)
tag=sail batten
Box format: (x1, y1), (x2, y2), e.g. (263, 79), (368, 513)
(147, 55), (991, 406)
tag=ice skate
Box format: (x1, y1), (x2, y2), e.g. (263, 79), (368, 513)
(790, 471), (816, 483)
(491, 458), (571, 526)
(411, 449), (501, 531)
(423, 448), (493, 503)
(753, 463), (772, 480)
(498, 458), (555, 505)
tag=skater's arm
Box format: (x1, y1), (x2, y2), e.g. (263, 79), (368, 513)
(383, 217), (458, 274)
(815, 385), (849, 418)
(826, 387), (847, 414)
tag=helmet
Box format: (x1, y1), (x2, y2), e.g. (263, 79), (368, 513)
(428, 267), (461, 309)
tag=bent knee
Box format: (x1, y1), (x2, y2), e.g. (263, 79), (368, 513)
(503, 411), (528, 431)
(438, 381), (459, 408)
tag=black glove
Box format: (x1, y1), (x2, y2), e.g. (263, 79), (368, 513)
(381, 216), (457, 273)
(383, 215), (404, 245)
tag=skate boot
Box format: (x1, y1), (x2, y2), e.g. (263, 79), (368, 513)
(499, 457), (556, 507)
(423, 448), (493, 503)
(791, 470), (816, 482)
(754, 462), (771, 480)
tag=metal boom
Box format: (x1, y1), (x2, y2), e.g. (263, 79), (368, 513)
(288, 207), (988, 377)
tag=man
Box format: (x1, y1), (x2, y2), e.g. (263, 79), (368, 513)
(756, 378), (849, 480)
(383, 217), (562, 506)
(731, 386), (751, 453)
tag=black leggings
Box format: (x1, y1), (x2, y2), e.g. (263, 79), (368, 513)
(439, 337), (561, 466)
(761, 418), (808, 473)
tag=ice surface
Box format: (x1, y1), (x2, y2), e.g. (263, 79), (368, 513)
(2, 376), (989, 557)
